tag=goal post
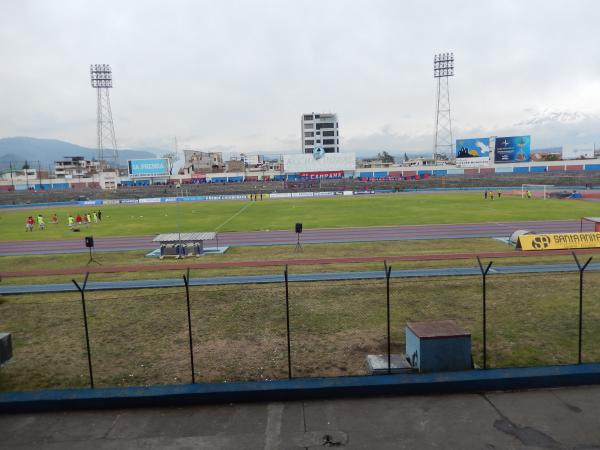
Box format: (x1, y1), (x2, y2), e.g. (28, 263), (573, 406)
(521, 184), (553, 199)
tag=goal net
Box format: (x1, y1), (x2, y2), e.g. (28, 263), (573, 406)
(521, 184), (553, 199)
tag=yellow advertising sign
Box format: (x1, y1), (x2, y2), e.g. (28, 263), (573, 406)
(518, 232), (600, 251)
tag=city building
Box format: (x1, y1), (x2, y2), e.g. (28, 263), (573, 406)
(225, 159), (245, 173)
(301, 113), (339, 154)
(357, 159), (395, 169)
(54, 156), (101, 178)
(181, 150), (224, 174)
(240, 153), (263, 167)
(0, 167), (42, 183)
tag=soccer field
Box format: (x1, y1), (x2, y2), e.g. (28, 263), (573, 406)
(0, 192), (597, 241)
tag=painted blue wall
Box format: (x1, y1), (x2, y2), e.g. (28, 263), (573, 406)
(530, 166), (547, 173)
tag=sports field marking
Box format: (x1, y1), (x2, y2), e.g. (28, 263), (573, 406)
(214, 201), (253, 231)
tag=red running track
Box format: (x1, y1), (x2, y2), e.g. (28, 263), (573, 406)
(0, 219), (591, 256)
(3, 247), (600, 278)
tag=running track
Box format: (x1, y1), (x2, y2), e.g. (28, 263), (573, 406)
(2, 247), (599, 278)
(0, 219), (591, 256)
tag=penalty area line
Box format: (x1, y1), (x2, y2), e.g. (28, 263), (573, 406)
(215, 202), (253, 231)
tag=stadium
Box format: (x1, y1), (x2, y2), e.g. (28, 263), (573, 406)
(4, 70), (600, 439)
(3, 5), (600, 447)
(3, 67), (600, 406)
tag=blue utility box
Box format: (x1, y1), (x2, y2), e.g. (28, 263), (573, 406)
(405, 320), (471, 373)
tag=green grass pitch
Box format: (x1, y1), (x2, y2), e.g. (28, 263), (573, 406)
(0, 192), (597, 241)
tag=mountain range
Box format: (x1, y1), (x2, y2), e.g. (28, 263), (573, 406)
(0, 137), (162, 168)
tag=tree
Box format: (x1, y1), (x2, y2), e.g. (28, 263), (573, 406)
(22, 161), (30, 170)
(376, 151), (395, 164)
(162, 152), (180, 175)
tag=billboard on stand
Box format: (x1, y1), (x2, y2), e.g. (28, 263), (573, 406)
(494, 136), (531, 163)
(456, 138), (490, 158)
(128, 159), (170, 177)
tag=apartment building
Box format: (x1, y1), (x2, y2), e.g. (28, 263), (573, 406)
(181, 150), (224, 174)
(301, 113), (339, 154)
(54, 156), (101, 178)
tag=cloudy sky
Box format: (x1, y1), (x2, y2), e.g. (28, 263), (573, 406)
(1, 0), (599, 155)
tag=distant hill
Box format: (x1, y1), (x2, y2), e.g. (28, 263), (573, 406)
(0, 137), (162, 167)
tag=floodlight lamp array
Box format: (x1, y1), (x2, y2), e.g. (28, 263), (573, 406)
(434, 53), (454, 78)
(90, 64), (113, 88)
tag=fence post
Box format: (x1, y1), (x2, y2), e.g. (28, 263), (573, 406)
(182, 267), (196, 383)
(284, 265), (292, 380)
(384, 260), (392, 374)
(573, 252), (592, 364)
(72, 272), (94, 389)
(476, 257), (493, 370)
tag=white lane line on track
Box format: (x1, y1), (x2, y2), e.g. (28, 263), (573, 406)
(214, 201), (252, 231)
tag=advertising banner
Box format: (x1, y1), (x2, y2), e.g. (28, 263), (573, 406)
(518, 232), (600, 251)
(284, 152), (356, 173)
(128, 159), (170, 177)
(298, 171), (344, 179)
(455, 157), (491, 167)
(456, 138), (490, 158)
(494, 136), (531, 163)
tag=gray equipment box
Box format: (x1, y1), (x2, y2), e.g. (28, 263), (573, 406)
(0, 333), (12, 365)
(406, 320), (471, 373)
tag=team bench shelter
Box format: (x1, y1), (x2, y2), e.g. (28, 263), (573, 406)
(153, 232), (216, 259)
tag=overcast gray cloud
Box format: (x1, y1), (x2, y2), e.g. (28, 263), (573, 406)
(1, 0), (599, 155)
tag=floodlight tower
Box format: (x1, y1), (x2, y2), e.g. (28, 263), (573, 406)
(433, 53), (454, 162)
(90, 64), (118, 167)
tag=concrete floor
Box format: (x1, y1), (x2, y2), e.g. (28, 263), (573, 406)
(2, 386), (600, 449)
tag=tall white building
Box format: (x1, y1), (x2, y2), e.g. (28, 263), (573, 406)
(301, 113), (339, 154)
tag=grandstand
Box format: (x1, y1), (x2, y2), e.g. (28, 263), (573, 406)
(1, 171), (600, 205)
